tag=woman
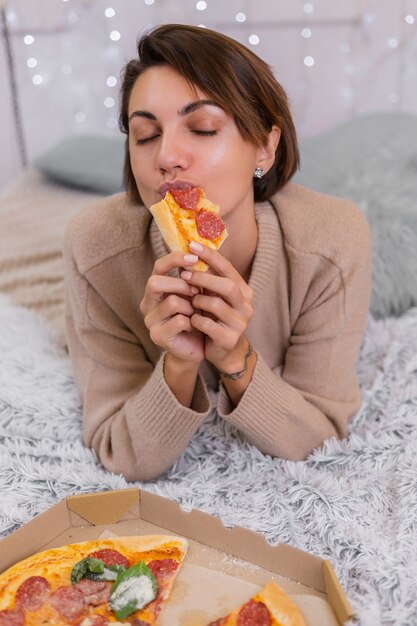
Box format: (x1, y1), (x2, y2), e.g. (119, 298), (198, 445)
(64, 24), (372, 481)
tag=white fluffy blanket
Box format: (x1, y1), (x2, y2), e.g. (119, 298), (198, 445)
(1, 293), (417, 626)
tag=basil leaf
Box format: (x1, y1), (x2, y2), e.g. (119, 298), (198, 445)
(71, 557), (105, 583)
(111, 561), (157, 593)
(109, 561), (158, 619)
(112, 599), (142, 621)
(85, 564), (126, 582)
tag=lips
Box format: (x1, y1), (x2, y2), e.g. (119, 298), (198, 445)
(158, 181), (197, 197)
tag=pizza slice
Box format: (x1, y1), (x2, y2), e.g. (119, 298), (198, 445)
(0, 535), (187, 626)
(150, 186), (228, 271)
(206, 581), (306, 626)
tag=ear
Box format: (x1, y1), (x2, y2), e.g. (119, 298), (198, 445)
(255, 126), (281, 173)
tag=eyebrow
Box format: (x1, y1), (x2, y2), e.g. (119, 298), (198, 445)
(128, 99), (221, 123)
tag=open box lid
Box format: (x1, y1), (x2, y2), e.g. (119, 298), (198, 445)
(0, 488), (353, 625)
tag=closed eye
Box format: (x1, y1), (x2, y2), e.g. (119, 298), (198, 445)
(136, 135), (159, 145)
(136, 130), (217, 145)
(192, 130), (217, 136)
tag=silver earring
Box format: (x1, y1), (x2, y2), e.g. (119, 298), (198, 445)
(254, 167), (264, 179)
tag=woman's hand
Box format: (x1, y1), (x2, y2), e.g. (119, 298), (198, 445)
(140, 251), (205, 365)
(180, 242), (254, 374)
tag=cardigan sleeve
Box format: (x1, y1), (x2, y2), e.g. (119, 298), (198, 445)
(217, 213), (372, 461)
(64, 249), (211, 482)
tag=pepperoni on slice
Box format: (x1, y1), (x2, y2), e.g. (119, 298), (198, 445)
(170, 187), (201, 210)
(196, 209), (225, 240)
(87, 548), (129, 568)
(75, 579), (111, 606)
(237, 599), (271, 626)
(15, 575), (50, 611)
(147, 558), (179, 581)
(0, 609), (25, 626)
(50, 586), (85, 620)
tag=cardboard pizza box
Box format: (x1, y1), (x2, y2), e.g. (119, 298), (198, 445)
(0, 488), (354, 625)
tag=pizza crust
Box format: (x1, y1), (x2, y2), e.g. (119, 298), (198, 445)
(150, 189), (228, 271)
(258, 581), (307, 626)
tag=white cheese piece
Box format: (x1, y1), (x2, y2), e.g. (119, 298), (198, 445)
(110, 574), (156, 611)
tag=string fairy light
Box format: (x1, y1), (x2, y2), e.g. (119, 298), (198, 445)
(104, 97), (115, 108)
(248, 34), (260, 45)
(388, 37), (399, 48)
(106, 75), (117, 87)
(2, 0), (417, 172)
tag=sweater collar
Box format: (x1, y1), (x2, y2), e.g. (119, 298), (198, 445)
(250, 200), (281, 306)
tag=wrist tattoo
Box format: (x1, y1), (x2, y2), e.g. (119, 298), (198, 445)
(219, 344), (254, 380)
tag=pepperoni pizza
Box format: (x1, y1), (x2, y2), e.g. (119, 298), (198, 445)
(206, 581), (307, 626)
(150, 186), (228, 271)
(0, 535), (187, 626)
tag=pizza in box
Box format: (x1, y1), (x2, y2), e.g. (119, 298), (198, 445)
(0, 534), (307, 626)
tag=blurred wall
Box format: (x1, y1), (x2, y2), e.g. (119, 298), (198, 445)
(1, 0), (417, 191)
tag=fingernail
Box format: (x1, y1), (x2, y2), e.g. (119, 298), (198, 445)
(190, 241), (203, 252)
(183, 254), (199, 264)
(181, 271), (192, 280)
(191, 286), (199, 295)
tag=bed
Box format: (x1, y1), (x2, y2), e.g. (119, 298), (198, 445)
(1, 114), (417, 625)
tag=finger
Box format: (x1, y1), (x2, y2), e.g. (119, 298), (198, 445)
(181, 272), (249, 312)
(152, 251), (200, 276)
(191, 313), (240, 351)
(150, 314), (193, 347)
(191, 294), (246, 333)
(189, 241), (242, 281)
(141, 275), (199, 313)
(145, 294), (195, 329)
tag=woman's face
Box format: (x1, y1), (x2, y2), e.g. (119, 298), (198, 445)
(127, 65), (262, 221)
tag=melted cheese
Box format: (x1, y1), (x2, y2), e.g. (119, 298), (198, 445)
(110, 575), (156, 612)
(165, 193), (225, 249)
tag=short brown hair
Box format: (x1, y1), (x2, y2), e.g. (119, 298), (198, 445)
(119, 24), (299, 204)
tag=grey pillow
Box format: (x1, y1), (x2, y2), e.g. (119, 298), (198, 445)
(33, 134), (125, 195)
(293, 112), (417, 319)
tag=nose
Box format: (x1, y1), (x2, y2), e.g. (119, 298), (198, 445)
(156, 130), (189, 174)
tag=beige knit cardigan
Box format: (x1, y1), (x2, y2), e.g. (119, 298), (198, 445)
(63, 182), (372, 481)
